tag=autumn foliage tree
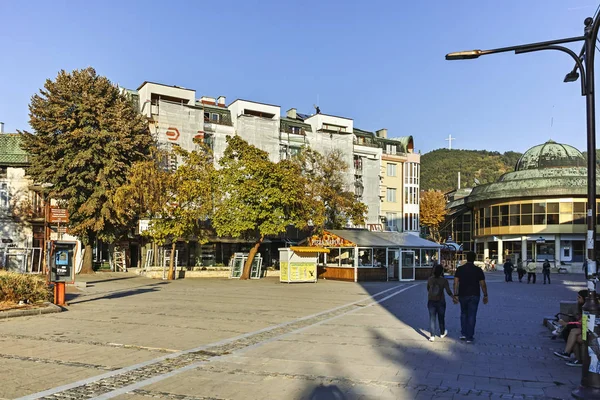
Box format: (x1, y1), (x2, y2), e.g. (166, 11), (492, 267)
(212, 136), (314, 280)
(293, 147), (367, 230)
(115, 144), (214, 280)
(21, 68), (153, 273)
(420, 190), (448, 243)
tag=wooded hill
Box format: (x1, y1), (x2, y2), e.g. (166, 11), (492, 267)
(420, 149), (522, 193)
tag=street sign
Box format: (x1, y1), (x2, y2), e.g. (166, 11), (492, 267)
(49, 207), (69, 223)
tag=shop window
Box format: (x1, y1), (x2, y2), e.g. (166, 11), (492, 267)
(509, 204), (520, 215)
(491, 206), (499, 227)
(560, 202), (573, 213)
(547, 213), (559, 224)
(0, 183), (8, 209)
(547, 202), (559, 214)
(500, 205), (509, 226)
(534, 202), (546, 214)
(560, 213), (574, 224)
(574, 202), (586, 213)
(358, 248), (373, 266)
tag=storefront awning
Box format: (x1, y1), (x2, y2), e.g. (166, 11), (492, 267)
(290, 246), (330, 253)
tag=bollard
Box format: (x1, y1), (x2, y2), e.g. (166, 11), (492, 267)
(53, 282), (66, 306)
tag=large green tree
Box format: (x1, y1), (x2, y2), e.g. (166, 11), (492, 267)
(21, 68), (153, 273)
(293, 147), (367, 229)
(212, 136), (313, 280)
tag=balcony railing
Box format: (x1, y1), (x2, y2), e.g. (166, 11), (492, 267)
(281, 127), (307, 136)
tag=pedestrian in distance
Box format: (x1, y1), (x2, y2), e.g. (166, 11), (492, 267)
(426, 264), (456, 342)
(453, 251), (488, 343)
(516, 258), (525, 283)
(542, 259), (551, 284)
(503, 259), (514, 282)
(526, 260), (537, 284)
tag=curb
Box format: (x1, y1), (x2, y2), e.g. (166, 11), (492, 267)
(0, 302), (63, 319)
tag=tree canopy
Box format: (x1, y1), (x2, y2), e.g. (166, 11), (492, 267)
(212, 136), (314, 279)
(420, 190), (447, 243)
(293, 147), (367, 230)
(21, 67), (153, 272)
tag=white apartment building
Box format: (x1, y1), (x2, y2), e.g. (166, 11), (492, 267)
(126, 81), (420, 233)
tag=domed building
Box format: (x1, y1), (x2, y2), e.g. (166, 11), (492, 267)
(444, 140), (599, 270)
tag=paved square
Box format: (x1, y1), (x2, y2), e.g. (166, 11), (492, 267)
(0, 272), (587, 399)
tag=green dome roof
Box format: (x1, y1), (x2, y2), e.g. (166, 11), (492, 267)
(515, 139), (585, 171)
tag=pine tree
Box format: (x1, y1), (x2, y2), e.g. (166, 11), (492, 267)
(21, 68), (153, 273)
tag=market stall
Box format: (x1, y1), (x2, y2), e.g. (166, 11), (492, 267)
(279, 246), (329, 283)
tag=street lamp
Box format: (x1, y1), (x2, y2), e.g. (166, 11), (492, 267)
(447, 17), (600, 399)
(40, 182), (53, 276)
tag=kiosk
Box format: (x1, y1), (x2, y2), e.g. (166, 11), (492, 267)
(279, 246), (329, 283)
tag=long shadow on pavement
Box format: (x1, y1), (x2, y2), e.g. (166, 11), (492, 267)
(346, 272), (588, 399)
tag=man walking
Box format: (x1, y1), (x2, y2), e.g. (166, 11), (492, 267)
(454, 251), (488, 343)
(542, 259), (551, 284)
(503, 258), (514, 282)
(516, 258), (525, 282)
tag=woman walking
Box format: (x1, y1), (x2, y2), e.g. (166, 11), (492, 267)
(427, 264), (456, 341)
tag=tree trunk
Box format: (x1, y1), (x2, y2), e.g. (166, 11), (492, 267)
(241, 236), (263, 280)
(80, 243), (94, 274)
(167, 241), (177, 280)
(153, 242), (159, 267)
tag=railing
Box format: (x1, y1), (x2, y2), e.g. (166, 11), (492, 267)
(353, 140), (380, 149)
(281, 127), (307, 136)
(204, 117), (233, 127)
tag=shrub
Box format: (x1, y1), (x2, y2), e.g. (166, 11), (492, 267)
(0, 271), (51, 303)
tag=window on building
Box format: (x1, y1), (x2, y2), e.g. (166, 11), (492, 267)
(387, 163), (397, 177)
(404, 213), (409, 231)
(0, 183), (8, 209)
(386, 212), (397, 230)
(404, 187), (409, 204)
(0, 167), (6, 179)
(204, 112), (210, 121)
(211, 113), (220, 122)
(386, 188), (396, 202)
(386, 144), (396, 155)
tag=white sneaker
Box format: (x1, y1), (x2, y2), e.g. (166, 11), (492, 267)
(441, 330), (448, 338)
(429, 336), (435, 342)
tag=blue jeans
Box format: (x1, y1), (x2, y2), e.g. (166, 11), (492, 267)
(428, 300), (446, 336)
(459, 295), (480, 340)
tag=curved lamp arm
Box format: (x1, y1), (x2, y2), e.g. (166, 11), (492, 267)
(515, 45), (587, 96)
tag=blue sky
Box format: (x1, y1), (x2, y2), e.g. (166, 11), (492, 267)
(0, 0), (598, 154)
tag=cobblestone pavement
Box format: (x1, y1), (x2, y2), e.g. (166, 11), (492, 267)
(0, 272), (588, 399)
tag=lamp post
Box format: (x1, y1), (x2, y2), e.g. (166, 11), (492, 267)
(40, 182), (53, 276)
(447, 17), (600, 399)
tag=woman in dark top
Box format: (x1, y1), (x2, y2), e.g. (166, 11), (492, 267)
(427, 264), (455, 342)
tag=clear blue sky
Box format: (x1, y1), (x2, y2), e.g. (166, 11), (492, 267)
(0, 0), (598, 154)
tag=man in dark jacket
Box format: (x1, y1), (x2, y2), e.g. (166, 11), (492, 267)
(454, 251), (488, 343)
(542, 259), (551, 284)
(503, 259), (514, 282)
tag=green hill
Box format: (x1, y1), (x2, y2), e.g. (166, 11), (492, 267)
(420, 149), (522, 193)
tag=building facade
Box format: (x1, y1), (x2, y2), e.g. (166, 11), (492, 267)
(127, 81), (421, 234)
(443, 139), (598, 271)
